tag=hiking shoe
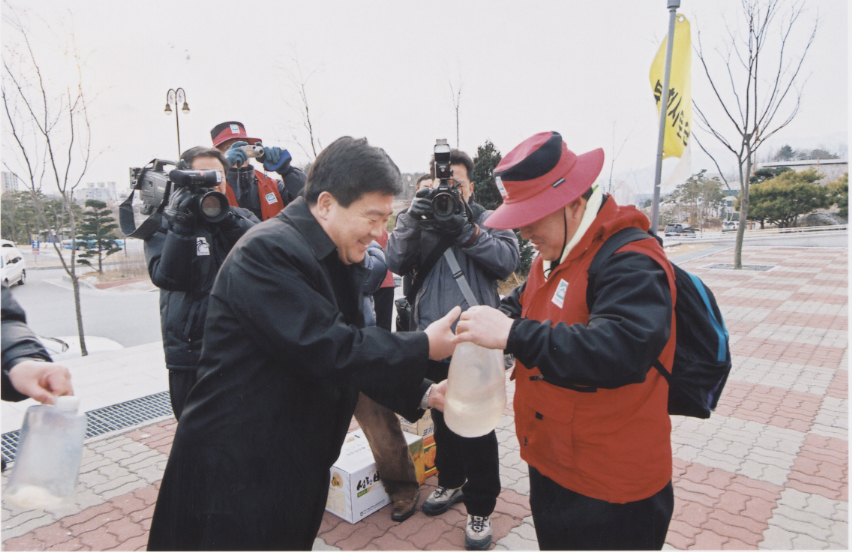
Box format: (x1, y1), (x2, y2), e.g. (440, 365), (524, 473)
(465, 514), (493, 550)
(421, 486), (464, 516)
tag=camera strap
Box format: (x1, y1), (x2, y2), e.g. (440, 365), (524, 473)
(442, 249), (479, 307)
(404, 234), (455, 305)
(119, 160), (172, 240)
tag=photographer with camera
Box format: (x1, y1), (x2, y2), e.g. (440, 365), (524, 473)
(211, 121), (307, 221)
(386, 142), (519, 550)
(144, 146), (259, 420)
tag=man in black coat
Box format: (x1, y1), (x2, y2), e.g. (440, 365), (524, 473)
(147, 137), (459, 551)
(1, 284), (73, 405)
(144, 146), (259, 420)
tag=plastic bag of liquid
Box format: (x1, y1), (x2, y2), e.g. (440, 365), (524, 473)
(5, 396), (87, 510)
(443, 342), (506, 437)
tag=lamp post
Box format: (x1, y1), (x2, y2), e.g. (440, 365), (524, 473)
(164, 88), (190, 157)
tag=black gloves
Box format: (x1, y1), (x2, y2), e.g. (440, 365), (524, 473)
(408, 188), (433, 221)
(164, 187), (196, 235)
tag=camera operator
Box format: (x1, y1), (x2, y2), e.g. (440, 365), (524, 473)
(144, 146), (259, 420)
(386, 146), (519, 550)
(210, 121), (307, 221)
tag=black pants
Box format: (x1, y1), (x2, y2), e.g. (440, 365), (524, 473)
(528, 466), (673, 550)
(431, 408), (500, 517)
(373, 286), (395, 332)
(168, 369), (198, 421)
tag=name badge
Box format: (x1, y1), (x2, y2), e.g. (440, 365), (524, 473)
(196, 237), (210, 256)
(265, 192), (278, 205)
(552, 279), (568, 308)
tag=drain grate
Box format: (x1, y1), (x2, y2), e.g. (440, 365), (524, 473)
(2, 391), (173, 464)
(705, 263), (776, 272)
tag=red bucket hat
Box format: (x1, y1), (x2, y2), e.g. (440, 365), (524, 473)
(485, 131), (604, 229)
(210, 121), (260, 148)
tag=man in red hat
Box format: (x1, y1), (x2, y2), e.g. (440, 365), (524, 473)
(210, 121), (307, 221)
(453, 131), (677, 550)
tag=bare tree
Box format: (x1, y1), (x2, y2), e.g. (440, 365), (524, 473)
(449, 79), (462, 149)
(280, 58), (322, 162)
(2, 3), (94, 354)
(692, 0), (817, 268)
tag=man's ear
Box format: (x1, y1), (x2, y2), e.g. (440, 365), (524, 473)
(315, 191), (335, 220)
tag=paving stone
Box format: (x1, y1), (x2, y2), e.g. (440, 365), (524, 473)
(78, 527), (121, 549)
(2, 513), (57, 541)
(312, 537), (342, 551)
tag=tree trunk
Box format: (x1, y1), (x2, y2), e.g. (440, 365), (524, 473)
(71, 277), (87, 356)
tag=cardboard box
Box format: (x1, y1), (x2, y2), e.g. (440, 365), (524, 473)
(326, 429), (423, 524)
(398, 409), (437, 481)
(398, 408), (434, 440)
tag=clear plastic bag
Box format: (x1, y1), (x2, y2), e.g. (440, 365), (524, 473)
(443, 342), (507, 437)
(5, 396), (87, 510)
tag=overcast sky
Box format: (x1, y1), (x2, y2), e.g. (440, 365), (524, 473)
(2, 0), (848, 196)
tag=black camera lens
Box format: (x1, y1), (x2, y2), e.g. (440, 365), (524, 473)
(195, 191), (230, 223)
(431, 192), (455, 220)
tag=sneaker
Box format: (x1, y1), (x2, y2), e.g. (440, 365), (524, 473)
(465, 514), (492, 550)
(421, 486), (464, 516)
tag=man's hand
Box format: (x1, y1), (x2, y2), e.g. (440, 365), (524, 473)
(432, 211), (468, 238)
(225, 141), (249, 168)
(163, 187), (197, 235)
(424, 306), (461, 361)
(408, 188), (433, 221)
(262, 146), (293, 173)
(453, 306), (513, 350)
(426, 380), (448, 412)
(7, 360), (73, 405)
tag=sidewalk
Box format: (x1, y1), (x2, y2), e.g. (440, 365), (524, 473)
(2, 245), (847, 550)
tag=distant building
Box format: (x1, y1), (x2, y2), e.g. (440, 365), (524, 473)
(757, 159), (848, 185)
(79, 181), (118, 203)
(2, 172), (19, 193)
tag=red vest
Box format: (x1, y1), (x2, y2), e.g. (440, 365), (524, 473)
(254, 170), (284, 220)
(515, 198), (676, 503)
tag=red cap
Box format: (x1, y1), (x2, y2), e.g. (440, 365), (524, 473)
(485, 131), (604, 229)
(210, 121), (260, 148)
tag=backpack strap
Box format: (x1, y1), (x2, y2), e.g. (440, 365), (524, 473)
(587, 226), (669, 380)
(586, 226), (655, 302)
(687, 271), (729, 362)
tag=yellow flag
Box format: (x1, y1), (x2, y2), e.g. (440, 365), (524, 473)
(650, 15), (691, 159)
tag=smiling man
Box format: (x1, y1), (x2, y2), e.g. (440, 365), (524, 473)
(148, 136), (460, 551)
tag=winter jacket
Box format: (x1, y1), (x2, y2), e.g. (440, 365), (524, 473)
(143, 207), (258, 371)
(503, 195), (676, 504)
(362, 241), (387, 327)
(147, 197), (432, 551)
(226, 165), (307, 221)
(386, 201), (519, 331)
(1, 284), (51, 402)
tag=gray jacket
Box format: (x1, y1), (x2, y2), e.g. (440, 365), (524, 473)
(386, 203), (519, 331)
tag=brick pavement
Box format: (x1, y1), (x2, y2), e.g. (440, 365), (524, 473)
(2, 245), (847, 550)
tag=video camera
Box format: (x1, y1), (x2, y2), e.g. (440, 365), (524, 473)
(129, 160), (230, 224)
(421, 139), (465, 222)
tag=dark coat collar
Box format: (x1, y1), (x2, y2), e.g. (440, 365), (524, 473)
(280, 197), (337, 262)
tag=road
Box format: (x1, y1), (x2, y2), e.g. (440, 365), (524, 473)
(6, 267), (162, 349)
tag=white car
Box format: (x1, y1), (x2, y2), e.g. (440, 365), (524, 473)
(39, 335), (124, 361)
(1, 246), (26, 286)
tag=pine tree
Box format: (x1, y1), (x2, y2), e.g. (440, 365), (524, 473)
(472, 140), (535, 278)
(77, 199), (122, 273)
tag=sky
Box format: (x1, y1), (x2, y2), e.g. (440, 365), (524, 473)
(1, 0), (848, 197)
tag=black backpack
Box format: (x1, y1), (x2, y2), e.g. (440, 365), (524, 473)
(587, 227), (732, 418)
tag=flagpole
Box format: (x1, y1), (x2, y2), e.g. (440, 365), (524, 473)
(651, 0), (681, 236)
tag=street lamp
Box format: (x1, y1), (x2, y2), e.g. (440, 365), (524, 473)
(164, 88), (190, 157)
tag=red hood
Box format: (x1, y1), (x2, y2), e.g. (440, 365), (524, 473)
(563, 195), (651, 264)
